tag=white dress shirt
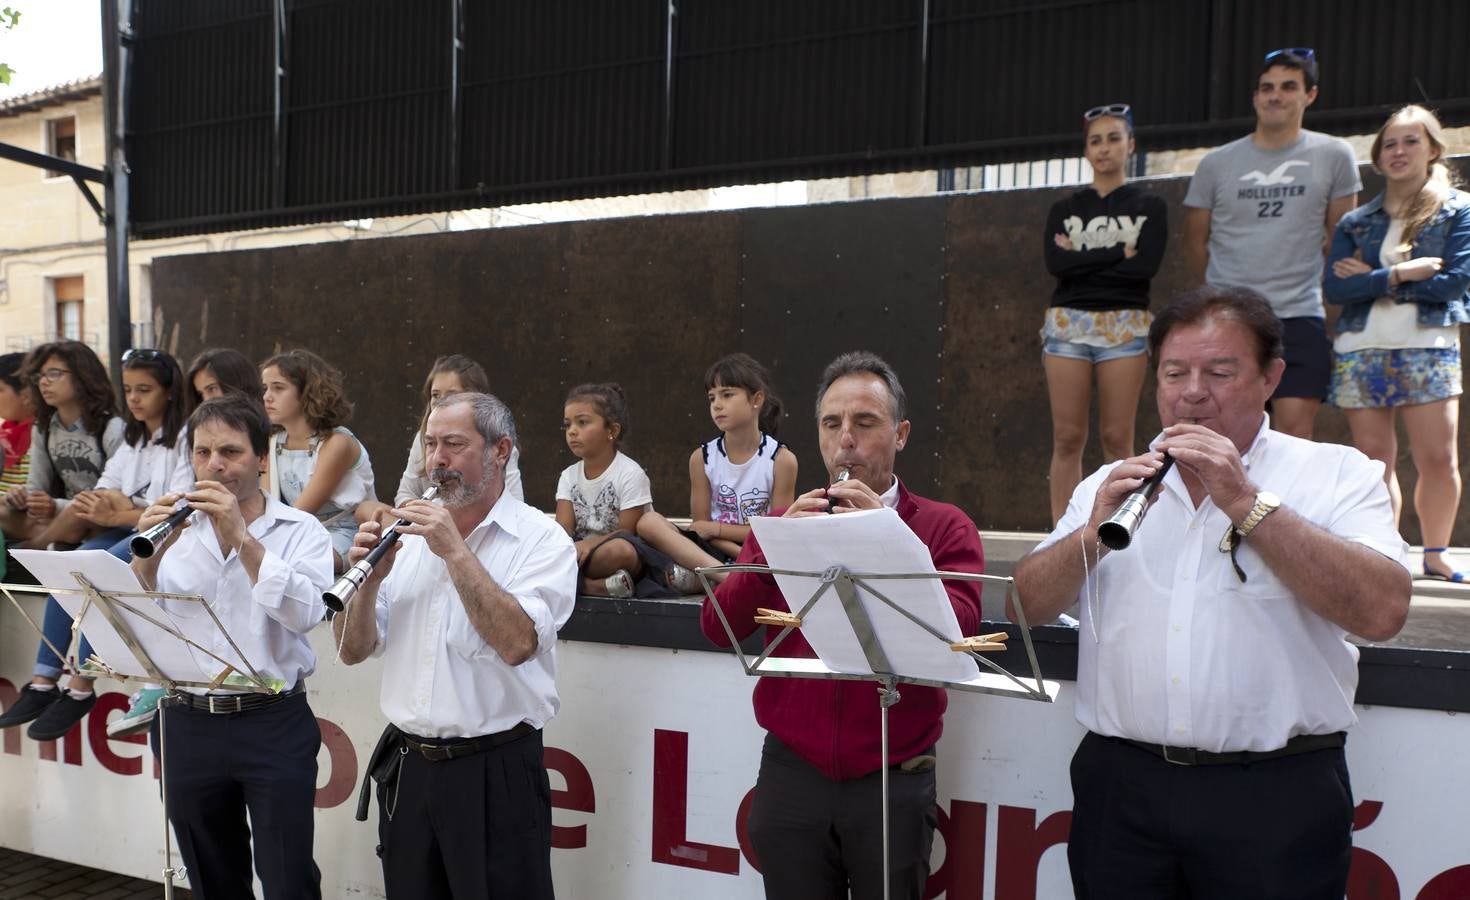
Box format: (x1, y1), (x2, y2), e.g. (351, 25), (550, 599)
(96, 427), (193, 505)
(155, 493), (333, 693)
(1039, 416), (1409, 752)
(371, 490), (578, 739)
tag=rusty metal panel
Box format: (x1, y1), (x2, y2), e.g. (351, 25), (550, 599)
(152, 157), (1470, 544)
(737, 198), (948, 496)
(152, 213), (744, 513)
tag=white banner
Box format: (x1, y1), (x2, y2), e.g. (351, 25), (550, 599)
(1, 593), (1467, 899)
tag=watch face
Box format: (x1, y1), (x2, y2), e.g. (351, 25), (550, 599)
(1259, 491), (1282, 508)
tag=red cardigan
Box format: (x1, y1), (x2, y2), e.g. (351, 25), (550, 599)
(700, 480), (985, 780)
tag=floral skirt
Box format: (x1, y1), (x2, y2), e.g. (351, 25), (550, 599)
(1329, 346), (1463, 409)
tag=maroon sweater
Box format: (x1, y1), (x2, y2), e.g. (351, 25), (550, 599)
(700, 480), (985, 780)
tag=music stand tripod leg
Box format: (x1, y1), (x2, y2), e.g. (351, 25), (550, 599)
(878, 676), (900, 900)
(158, 692), (180, 899)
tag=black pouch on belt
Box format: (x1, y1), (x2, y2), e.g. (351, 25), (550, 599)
(356, 723), (407, 822)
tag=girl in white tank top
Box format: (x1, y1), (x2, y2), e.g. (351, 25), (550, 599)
(636, 354), (797, 589)
(260, 349), (375, 572)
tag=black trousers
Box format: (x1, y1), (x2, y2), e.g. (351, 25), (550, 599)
(152, 693), (322, 900)
(747, 733), (938, 900)
(1068, 731), (1354, 900)
(377, 727), (554, 900)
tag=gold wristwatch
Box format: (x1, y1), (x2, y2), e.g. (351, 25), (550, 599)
(1232, 491), (1281, 542)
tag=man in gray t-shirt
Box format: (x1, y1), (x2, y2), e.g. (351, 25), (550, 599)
(1184, 48), (1360, 439)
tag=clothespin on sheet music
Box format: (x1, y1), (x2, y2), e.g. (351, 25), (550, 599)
(950, 632), (1009, 653)
(754, 608), (802, 628)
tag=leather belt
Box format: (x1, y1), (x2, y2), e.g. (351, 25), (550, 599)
(1108, 731), (1345, 766)
(403, 722), (536, 762)
(173, 683), (305, 715)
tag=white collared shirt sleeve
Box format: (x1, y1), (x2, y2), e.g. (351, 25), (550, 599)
(249, 513), (332, 634)
(1326, 452), (1411, 569)
(497, 525), (577, 660)
(93, 439), (136, 492)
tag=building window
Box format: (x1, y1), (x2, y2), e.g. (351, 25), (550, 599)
(45, 115), (77, 178)
(51, 275), (84, 340)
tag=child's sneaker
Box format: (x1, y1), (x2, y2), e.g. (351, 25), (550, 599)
(106, 686), (167, 738)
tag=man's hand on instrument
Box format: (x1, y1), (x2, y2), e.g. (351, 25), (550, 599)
(1086, 450), (1168, 538)
(392, 499), (462, 559)
(826, 476), (882, 513)
(783, 487), (835, 518)
(1156, 424), (1256, 523)
(348, 520), (400, 588)
(186, 481), (249, 552)
(136, 493), (192, 559)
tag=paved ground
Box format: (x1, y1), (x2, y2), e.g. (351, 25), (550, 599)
(0, 848), (190, 900)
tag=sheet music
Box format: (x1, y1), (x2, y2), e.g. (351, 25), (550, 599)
(749, 508), (979, 682)
(12, 549), (238, 684)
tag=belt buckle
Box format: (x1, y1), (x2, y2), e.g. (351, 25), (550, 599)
(1161, 745), (1197, 766)
(207, 694), (240, 714)
(417, 742), (448, 762)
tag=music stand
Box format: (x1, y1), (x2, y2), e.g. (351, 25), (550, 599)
(3, 549), (283, 899)
(698, 509), (1059, 900)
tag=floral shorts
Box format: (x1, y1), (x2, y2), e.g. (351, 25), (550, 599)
(1040, 307), (1152, 347)
(1329, 347), (1463, 409)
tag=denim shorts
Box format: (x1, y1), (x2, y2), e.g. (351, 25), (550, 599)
(1043, 335), (1148, 364)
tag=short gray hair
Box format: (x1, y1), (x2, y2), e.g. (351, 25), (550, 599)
(433, 391), (517, 448)
(815, 351), (906, 423)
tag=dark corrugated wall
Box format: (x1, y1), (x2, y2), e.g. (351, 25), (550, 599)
(126, 0), (1470, 237)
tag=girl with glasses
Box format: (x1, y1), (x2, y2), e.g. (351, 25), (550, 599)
(1041, 104), (1168, 524)
(1325, 105), (1470, 581)
(0, 348), (194, 741)
(2, 341), (124, 544)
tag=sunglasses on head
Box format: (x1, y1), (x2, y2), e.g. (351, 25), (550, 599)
(1264, 47), (1315, 64)
(121, 348), (164, 363)
(1083, 103), (1132, 124)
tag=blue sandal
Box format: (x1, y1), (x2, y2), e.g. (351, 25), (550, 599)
(1421, 547), (1469, 583)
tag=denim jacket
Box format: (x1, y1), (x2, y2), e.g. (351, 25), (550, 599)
(1324, 188), (1470, 332)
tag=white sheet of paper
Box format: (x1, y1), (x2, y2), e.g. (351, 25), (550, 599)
(11, 549), (235, 684)
(749, 507), (979, 683)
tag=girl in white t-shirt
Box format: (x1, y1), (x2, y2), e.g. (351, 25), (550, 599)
(555, 382), (652, 597)
(635, 353), (797, 591)
(260, 349), (376, 573)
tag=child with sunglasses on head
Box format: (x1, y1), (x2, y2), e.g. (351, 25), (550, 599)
(260, 349), (376, 574)
(3, 341), (125, 546)
(0, 348), (194, 741)
(634, 353), (798, 592)
(1041, 103), (1168, 524)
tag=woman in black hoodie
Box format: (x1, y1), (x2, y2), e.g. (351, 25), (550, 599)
(1041, 104), (1168, 523)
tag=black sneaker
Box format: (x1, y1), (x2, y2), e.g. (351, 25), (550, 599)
(27, 691), (96, 741)
(0, 684), (62, 729)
